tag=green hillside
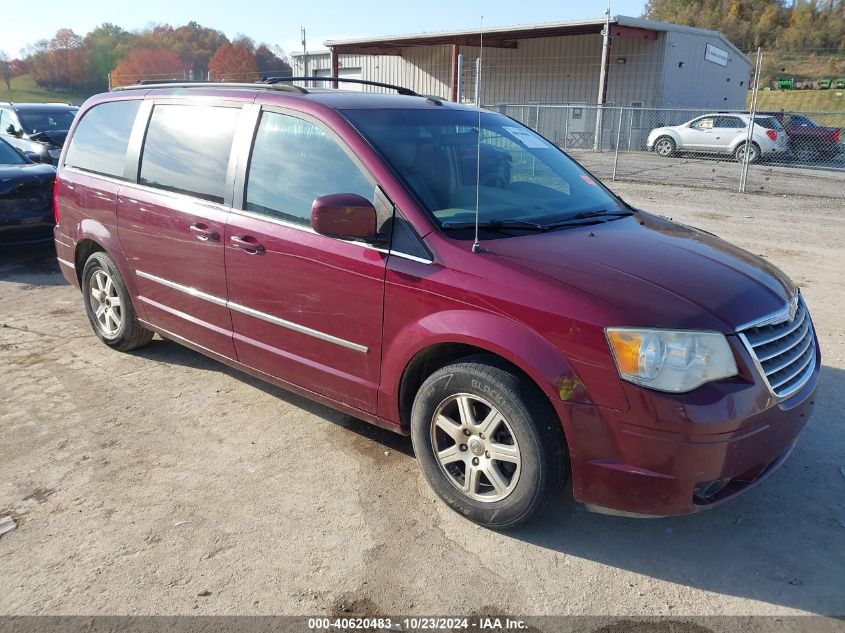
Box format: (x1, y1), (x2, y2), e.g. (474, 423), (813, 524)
(3, 74), (93, 105)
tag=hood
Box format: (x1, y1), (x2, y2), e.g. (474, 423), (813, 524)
(0, 163), (57, 196)
(483, 212), (795, 333)
(29, 130), (68, 147)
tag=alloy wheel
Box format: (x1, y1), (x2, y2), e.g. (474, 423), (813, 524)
(430, 393), (521, 502)
(88, 269), (123, 337)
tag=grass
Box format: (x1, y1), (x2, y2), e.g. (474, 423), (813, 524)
(3, 74), (93, 105)
(749, 89), (845, 111)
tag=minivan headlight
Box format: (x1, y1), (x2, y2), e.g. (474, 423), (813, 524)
(605, 328), (738, 393)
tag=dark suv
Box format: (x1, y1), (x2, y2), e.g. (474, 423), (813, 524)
(53, 80), (819, 528)
(0, 102), (79, 164)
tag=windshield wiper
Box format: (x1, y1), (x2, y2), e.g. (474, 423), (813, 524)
(570, 209), (635, 220)
(440, 219), (549, 232)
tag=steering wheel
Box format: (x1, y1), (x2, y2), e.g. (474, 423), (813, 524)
(480, 173), (507, 188)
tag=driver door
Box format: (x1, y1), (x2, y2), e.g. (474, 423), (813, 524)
(679, 116), (715, 151)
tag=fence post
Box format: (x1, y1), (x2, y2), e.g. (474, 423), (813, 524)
(740, 47), (763, 192)
(563, 106), (569, 151)
(612, 107), (624, 181)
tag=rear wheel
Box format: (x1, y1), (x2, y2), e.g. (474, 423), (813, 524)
(734, 141), (760, 164)
(82, 252), (153, 351)
(792, 141), (817, 163)
(410, 356), (567, 529)
(654, 136), (676, 157)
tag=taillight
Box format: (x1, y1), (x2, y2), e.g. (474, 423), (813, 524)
(53, 177), (60, 224)
(834, 130), (841, 142)
(766, 129), (777, 141)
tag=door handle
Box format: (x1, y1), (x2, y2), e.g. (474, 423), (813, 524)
(190, 223), (219, 241)
(230, 234), (265, 254)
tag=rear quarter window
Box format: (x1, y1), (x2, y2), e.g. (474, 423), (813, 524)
(64, 100), (141, 178)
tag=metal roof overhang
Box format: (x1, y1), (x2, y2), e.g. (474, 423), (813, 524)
(326, 19), (624, 55)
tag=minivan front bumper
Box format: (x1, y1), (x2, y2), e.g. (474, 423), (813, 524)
(556, 338), (819, 517)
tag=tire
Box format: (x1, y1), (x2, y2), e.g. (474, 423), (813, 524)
(81, 251), (153, 352)
(734, 141), (760, 164)
(793, 142), (817, 163)
(653, 136), (676, 157)
(410, 356), (567, 530)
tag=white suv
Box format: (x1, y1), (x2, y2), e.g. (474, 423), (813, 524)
(647, 113), (788, 163)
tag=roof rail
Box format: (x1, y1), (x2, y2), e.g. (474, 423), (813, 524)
(113, 80), (307, 94)
(260, 76), (418, 96)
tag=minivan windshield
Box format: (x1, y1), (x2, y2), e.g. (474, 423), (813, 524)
(341, 109), (626, 232)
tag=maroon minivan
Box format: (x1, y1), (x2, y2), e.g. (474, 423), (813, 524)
(53, 80), (819, 528)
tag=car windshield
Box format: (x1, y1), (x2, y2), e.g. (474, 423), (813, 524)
(341, 108), (625, 231)
(17, 109), (77, 134)
(0, 139), (25, 165)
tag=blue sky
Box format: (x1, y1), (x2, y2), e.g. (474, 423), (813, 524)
(5, 0), (647, 59)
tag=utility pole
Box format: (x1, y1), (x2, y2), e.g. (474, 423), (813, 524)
(594, 0), (612, 151)
(301, 27), (308, 87)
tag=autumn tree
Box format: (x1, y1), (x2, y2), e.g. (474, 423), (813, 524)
(255, 44), (292, 78)
(111, 46), (187, 87)
(208, 43), (258, 82)
(26, 29), (89, 90)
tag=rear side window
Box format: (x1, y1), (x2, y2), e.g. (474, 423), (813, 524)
(244, 111), (373, 225)
(140, 104), (239, 204)
(65, 100), (140, 178)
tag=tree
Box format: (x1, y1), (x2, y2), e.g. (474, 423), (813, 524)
(111, 46), (187, 87)
(0, 52), (11, 101)
(208, 43), (258, 82)
(255, 44), (292, 78)
(84, 23), (135, 90)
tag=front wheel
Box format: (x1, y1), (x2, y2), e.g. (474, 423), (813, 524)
(654, 136), (677, 157)
(410, 357), (567, 529)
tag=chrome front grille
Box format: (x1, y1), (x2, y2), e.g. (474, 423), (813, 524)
(739, 296), (817, 399)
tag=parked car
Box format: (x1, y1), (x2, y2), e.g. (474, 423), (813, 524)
(762, 112), (842, 161)
(0, 102), (79, 165)
(647, 113), (788, 163)
(0, 137), (56, 245)
(54, 81), (819, 528)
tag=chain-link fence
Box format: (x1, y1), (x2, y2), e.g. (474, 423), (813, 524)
(494, 103), (845, 198)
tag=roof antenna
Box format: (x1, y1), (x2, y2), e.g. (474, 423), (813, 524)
(472, 16), (484, 254)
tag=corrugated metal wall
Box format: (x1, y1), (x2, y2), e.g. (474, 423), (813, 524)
(657, 30), (750, 109)
(292, 29), (750, 110)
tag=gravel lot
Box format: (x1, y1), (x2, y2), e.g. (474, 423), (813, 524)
(0, 181), (843, 618)
(573, 149), (845, 199)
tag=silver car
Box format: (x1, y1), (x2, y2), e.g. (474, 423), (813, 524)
(647, 113), (788, 163)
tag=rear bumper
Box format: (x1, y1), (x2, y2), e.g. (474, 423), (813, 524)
(54, 225), (78, 287)
(556, 341), (819, 517)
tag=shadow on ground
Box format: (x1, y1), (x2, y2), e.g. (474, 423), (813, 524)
(136, 332), (845, 615)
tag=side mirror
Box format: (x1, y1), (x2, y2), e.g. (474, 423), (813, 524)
(23, 151), (43, 163)
(311, 193), (380, 241)
(5, 124), (21, 137)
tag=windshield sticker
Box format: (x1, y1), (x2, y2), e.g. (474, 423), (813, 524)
(581, 175), (596, 186)
(503, 126), (550, 149)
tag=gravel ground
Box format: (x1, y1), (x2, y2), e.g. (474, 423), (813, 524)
(0, 181), (843, 618)
(572, 150), (845, 199)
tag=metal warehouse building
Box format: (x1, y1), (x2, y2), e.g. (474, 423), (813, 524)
(291, 15), (751, 110)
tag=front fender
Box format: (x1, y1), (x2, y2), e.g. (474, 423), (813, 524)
(378, 309), (594, 429)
